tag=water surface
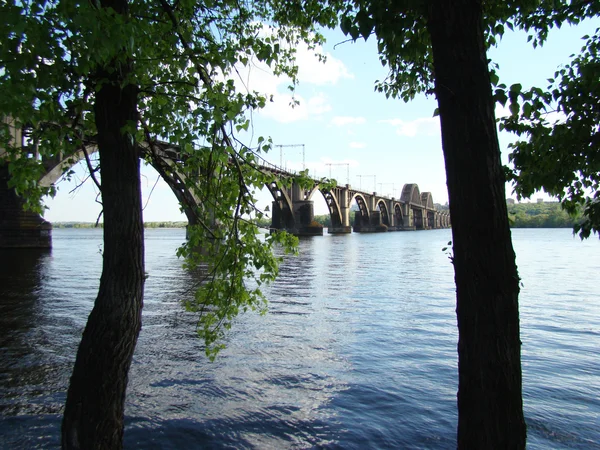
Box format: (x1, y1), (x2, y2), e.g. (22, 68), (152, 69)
(0, 228), (598, 448)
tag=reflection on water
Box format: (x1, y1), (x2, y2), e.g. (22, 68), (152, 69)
(0, 228), (599, 449)
(0, 248), (50, 358)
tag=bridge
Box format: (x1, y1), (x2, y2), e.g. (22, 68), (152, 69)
(0, 118), (450, 248)
(264, 162), (450, 236)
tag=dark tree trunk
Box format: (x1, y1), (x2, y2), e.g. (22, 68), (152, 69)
(61, 2), (144, 449)
(426, 1), (526, 448)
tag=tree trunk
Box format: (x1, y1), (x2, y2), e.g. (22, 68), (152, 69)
(61, 2), (144, 449)
(426, 1), (526, 448)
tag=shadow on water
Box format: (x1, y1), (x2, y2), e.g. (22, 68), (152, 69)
(0, 248), (51, 344)
(0, 248), (66, 448)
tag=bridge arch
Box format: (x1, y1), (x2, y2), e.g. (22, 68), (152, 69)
(350, 192), (370, 227)
(401, 183), (422, 205)
(376, 199), (390, 226)
(393, 202), (404, 229)
(264, 179), (296, 230)
(401, 183), (427, 229)
(421, 192), (435, 229)
(36, 144), (210, 226)
(304, 184), (344, 229)
(420, 192), (434, 210)
(320, 188), (343, 228)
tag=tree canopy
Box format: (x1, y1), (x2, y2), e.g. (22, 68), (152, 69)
(330, 0), (599, 239)
(333, 0), (598, 447)
(1, 1), (339, 447)
(0, 0), (340, 356)
(500, 25), (600, 238)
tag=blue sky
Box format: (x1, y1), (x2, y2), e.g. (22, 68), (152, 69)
(44, 19), (599, 222)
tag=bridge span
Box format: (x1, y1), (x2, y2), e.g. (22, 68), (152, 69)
(0, 119), (449, 247)
(263, 162), (450, 236)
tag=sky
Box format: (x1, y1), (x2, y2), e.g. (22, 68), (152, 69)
(44, 19), (599, 222)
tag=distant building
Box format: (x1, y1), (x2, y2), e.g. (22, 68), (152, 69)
(537, 198), (544, 203)
(506, 198), (515, 205)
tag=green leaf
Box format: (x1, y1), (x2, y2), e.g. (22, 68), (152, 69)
(510, 83), (522, 94)
(489, 71), (499, 87)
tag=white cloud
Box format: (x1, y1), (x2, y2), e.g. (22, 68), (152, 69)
(331, 116), (366, 127)
(295, 44), (354, 85)
(260, 92), (331, 123)
(226, 35), (352, 124)
(380, 117), (441, 137)
(249, 24), (352, 86)
(307, 94), (332, 115)
(349, 141), (366, 149)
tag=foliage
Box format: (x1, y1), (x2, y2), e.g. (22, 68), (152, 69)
(334, 1), (599, 241)
(312, 210), (356, 228)
(507, 201), (579, 229)
(499, 27), (600, 239)
(334, 0), (553, 102)
(333, 1), (598, 101)
(0, 0), (335, 357)
(331, 1), (599, 447)
(312, 214), (331, 227)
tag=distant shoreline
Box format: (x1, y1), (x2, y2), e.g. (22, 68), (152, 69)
(51, 202), (578, 230)
(52, 222), (188, 229)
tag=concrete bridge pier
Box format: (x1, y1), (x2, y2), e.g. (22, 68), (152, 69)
(291, 200), (323, 236)
(289, 182), (322, 236)
(0, 164), (52, 248)
(270, 198), (323, 237)
(270, 200), (287, 231)
(353, 209), (387, 233)
(402, 209), (416, 230)
(328, 224), (352, 234)
(328, 186), (351, 234)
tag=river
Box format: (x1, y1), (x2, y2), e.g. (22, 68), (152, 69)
(0, 228), (598, 449)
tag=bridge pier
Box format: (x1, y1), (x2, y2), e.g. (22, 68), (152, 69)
(401, 209), (413, 231)
(0, 165), (52, 248)
(270, 200), (323, 236)
(292, 200), (323, 236)
(328, 225), (352, 234)
(353, 209), (388, 233)
(328, 186), (351, 234)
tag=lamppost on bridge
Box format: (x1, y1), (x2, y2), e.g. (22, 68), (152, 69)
(325, 163), (350, 185)
(378, 183), (396, 198)
(356, 174), (376, 192)
(274, 144), (305, 171)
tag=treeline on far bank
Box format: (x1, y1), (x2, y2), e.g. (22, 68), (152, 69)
(309, 203), (577, 229)
(54, 202), (577, 230)
(507, 201), (578, 228)
(53, 221), (188, 229)
(258, 202), (577, 229)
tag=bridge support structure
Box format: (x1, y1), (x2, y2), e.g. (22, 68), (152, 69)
(326, 186), (351, 234)
(0, 164), (52, 248)
(270, 199), (323, 236)
(2, 120), (450, 244)
(268, 180), (451, 235)
(353, 208), (388, 233)
(0, 120), (52, 248)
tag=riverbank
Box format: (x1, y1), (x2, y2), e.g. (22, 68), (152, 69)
(53, 221), (188, 229)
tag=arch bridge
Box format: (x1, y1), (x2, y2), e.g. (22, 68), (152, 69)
(0, 120), (450, 247)
(267, 173), (450, 236)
